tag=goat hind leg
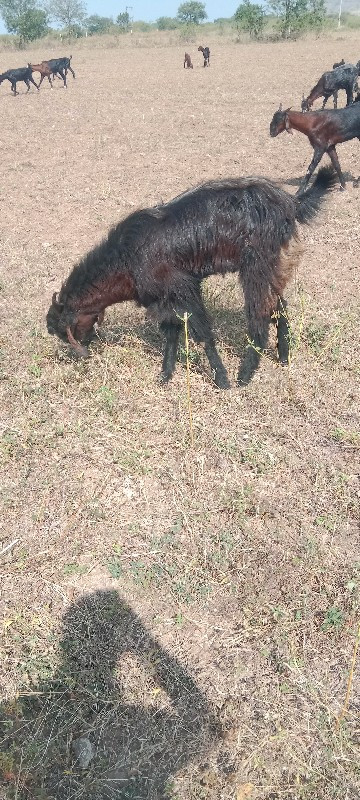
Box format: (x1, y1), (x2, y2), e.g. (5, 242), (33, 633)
(275, 296), (290, 365)
(297, 147), (325, 194)
(159, 321), (182, 384)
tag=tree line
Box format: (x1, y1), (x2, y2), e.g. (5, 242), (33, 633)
(0, 0), (334, 47)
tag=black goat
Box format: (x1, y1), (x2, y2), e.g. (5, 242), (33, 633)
(0, 66), (38, 95)
(47, 168), (335, 389)
(301, 62), (360, 111)
(198, 46), (210, 67)
(46, 55), (75, 87)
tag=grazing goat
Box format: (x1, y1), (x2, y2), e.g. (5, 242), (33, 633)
(270, 102), (360, 191)
(198, 46), (210, 67)
(301, 62), (360, 111)
(47, 167), (335, 389)
(184, 52), (193, 69)
(0, 66), (38, 95)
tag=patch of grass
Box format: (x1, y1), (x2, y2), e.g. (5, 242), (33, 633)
(321, 607), (344, 632)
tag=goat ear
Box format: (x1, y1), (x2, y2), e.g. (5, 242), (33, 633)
(52, 292), (64, 310)
(285, 107), (292, 113)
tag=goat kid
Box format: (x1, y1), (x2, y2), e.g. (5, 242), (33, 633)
(198, 46), (210, 67)
(47, 168), (335, 389)
(270, 102), (360, 191)
(184, 52), (193, 69)
(0, 66), (38, 95)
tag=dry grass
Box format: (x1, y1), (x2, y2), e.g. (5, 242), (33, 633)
(0, 33), (359, 800)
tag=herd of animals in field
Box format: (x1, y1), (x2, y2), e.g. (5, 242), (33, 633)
(0, 55), (75, 94)
(1, 42), (358, 389)
(46, 51), (360, 387)
(271, 57), (360, 192)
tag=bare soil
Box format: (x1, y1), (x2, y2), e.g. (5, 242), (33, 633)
(0, 34), (359, 800)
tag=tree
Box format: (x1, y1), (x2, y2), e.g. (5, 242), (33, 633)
(116, 10), (129, 30)
(307, 0), (326, 30)
(234, 0), (264, 37)
(85, 14), (112, 34)
(177, 1), (207, 25)
(157, 15), (178, 29)
(0, 0), (49, 42)
(269, 0), (324, 37)
(51, 0), (86, 38)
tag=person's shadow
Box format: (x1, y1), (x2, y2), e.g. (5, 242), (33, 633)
(1, 590), (220, 799)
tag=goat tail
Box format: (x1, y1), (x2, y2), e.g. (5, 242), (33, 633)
(295, 166), (337, 224)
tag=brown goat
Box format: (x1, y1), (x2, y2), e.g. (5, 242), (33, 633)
(184, 52), (193, 69)
(270, 102), (360, 191)
(28, 61), (54, 88)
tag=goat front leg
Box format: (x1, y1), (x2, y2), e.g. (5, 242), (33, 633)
(29, 75), (39, 90)
(59, 68), (67, 88)
(327, 145), (346, 190)
(159, 321), (182, 384)
(297, 147), (325, 194)
(345, 85), (353, 106)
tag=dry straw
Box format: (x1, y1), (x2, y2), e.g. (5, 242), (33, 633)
(335, 621), (360, 730)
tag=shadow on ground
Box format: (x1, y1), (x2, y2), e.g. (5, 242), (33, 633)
(0, 590), (220, 799)
(281, 169), (358, 188)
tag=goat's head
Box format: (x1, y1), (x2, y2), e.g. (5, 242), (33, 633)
(46, 292), (92, 358)
(270, 104), (291, 137)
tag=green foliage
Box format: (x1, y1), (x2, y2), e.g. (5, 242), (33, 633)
(157, 15), (179, 29)
(50, 0), (86, 37)
(133, 20), (154, 31)
(321, 607), (344, 631)
(234, 0), (265, 38)
(85, 14), (112, 34)
(117, 10), (130, 30)
(0, 0), (49, 42)
(269, 0), (326, 37)
(177, 1), (207, 25)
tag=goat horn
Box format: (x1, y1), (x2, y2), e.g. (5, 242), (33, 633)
(66, 326), (89, 358)
(279, 102), (283, 111)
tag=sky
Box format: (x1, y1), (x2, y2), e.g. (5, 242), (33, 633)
(84, 0), (237, 21)
(0, 1), (238, 33)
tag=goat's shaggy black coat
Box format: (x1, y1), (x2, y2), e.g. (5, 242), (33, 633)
(47, 167), (335, 388)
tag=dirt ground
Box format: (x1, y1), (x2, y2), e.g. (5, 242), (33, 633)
(0, 33), (359, 800)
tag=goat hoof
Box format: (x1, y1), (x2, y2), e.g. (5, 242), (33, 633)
(214, 373), (231, 389)
(237, 375), (251, 387)
(159, 371), (171, 385)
